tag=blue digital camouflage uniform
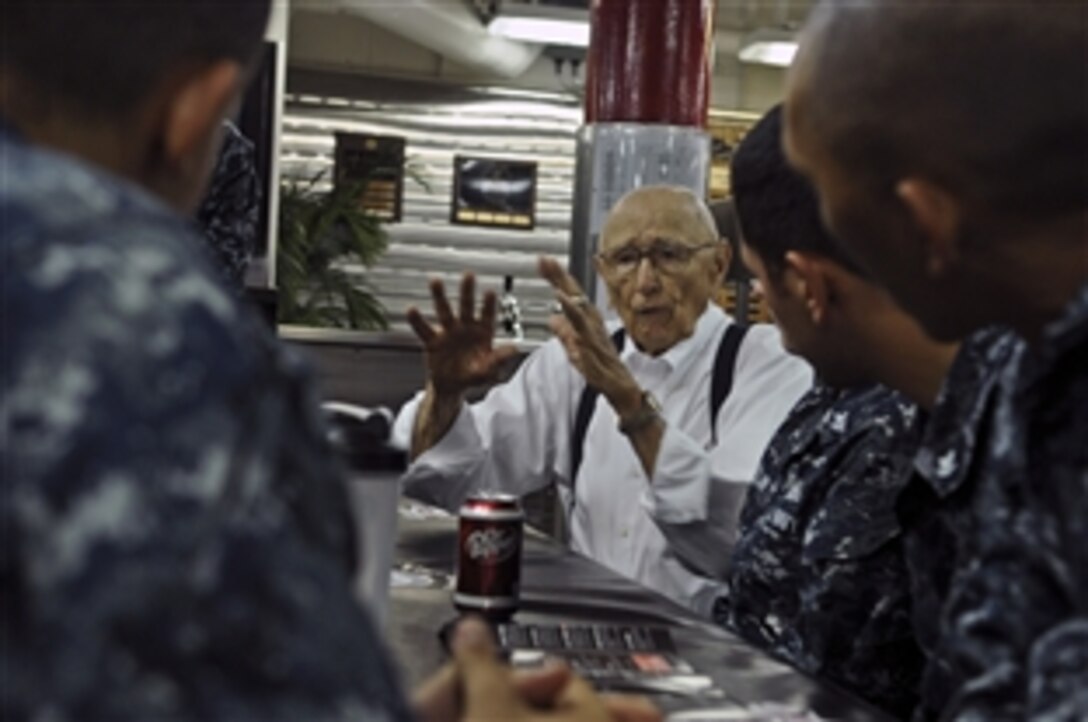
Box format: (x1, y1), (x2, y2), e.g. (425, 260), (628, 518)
(897, 327), (1022, 720)
(0, 120), (413, 722)
(195, 121), (260, 290)
(908, 296), (1088, 720)
(713, 382), (926, 717)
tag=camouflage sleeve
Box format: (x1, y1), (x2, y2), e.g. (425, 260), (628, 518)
(2, 219), (412, 721)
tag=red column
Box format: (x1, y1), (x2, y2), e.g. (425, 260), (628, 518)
(568, 0), (716, 303)
(585, 0), (715, 127)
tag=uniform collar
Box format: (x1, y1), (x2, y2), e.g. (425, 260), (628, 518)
(1023, 280), (1088, 390)
(914, 327), (1022, 498)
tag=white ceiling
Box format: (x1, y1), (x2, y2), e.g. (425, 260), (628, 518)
(286, 0), (814, 112)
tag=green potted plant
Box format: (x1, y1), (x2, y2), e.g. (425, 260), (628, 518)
(276, 171), (389, 330)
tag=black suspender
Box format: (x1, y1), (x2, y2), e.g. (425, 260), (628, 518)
(568, 323), (750, 490)
(708, 323), (749, 445)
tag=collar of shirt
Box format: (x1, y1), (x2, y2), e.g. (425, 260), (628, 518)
(914, 326), (1022, 498)
(1018, 280), (1088, 397)
(618, 303), (729, 384)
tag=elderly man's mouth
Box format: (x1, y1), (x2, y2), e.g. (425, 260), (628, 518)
(634, 307), (670, 319)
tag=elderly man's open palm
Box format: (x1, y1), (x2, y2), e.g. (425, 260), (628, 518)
(407, 274), (520, 396)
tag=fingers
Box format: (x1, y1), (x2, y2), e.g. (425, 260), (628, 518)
(459, 273), (477, 322)
(555, 291), (593, 336)
(430, 278), (456, 329)
(548, 315), (582, 367)
(480, 289), (499, 330)
(511, 661), (572, 708)
(600, 694), (663, 722)
(538, 256), (585, 298)
(550, 672), (610, 720)
(536, 256), (602, 340)
(411, 663), (460, 722)
(453, 618), (524, 715)
(407, 306), (437, 345)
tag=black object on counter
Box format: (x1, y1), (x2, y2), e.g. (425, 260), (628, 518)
(323, 404), (407, 473)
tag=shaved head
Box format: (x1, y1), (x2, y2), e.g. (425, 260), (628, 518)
(790, 0), (1087, 219)
(784, 0), (1087, 340)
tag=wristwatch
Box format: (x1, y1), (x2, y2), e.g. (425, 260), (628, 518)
(618, 390), (663, 434)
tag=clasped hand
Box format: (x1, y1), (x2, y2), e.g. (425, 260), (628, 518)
(413, 617), (661, 722)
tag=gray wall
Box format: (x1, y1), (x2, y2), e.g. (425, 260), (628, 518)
(282, 70), (580, 341)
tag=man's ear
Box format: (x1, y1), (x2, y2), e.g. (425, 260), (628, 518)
(896, 178), (963, 278)
(160, 60), (242, 168)
(712, 240), (733, 286)
(783, 251), (831, 325)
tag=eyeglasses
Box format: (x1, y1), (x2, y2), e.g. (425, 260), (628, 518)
(597, 241), (718, 277)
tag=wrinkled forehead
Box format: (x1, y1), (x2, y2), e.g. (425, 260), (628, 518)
(600, 196), (716, 251)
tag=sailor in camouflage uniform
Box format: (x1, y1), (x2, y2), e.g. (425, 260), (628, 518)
(0, 2), (411, 718)
(896, 327), (1023, 718)
(923, 304), (1087, 720)
(196, 120), (261, 289)
(717, 383), (926, 716)
(785, 2), (1088, 717)
(714, 105), (959, 716)
(1, 3), (637, 722)
(1, 113), (418, 720)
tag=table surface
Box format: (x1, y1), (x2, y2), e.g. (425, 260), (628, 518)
(386, 501), (895, 722)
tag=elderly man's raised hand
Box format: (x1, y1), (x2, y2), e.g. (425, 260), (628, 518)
(407, 274), (519, 397)
(538, 257), (641, 412)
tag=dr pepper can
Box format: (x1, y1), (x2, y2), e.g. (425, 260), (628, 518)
(454, 494), (523, 620)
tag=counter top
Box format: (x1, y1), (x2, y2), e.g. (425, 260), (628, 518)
(386, 501), (895, 722)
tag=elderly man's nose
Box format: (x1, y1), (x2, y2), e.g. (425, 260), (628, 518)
(635, 255), (661, 287)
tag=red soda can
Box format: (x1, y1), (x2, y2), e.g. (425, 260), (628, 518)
(454, 494), (523, 620)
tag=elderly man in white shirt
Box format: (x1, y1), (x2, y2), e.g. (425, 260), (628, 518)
(393, 185), (812, 615)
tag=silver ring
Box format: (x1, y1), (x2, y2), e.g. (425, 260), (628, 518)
(569, 295), (590, 309)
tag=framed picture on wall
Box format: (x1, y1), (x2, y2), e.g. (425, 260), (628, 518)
(451, 156), (537, 230)
(334, 132), (406, 222)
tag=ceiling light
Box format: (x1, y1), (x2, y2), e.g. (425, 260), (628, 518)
(738, 29), (799, 68)
(488, 3), (590, 48)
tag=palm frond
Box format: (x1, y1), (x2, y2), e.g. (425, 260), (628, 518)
(277, 170), (392, 330)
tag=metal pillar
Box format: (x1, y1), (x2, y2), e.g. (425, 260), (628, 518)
(569, 0), (716, 306)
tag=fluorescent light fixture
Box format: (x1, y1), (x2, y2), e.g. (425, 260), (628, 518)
(738, 29), (799, 68)
(488, 3), (590, 48)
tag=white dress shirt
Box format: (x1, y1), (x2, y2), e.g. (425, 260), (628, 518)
(392, 304), (812, 615)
